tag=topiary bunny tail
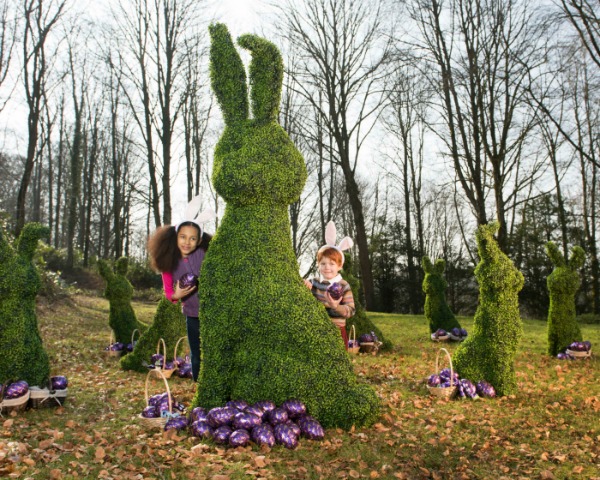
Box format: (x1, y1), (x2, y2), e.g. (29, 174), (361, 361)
(16, 223), (49, 262)
(209, 23), (248, 125)
(237, 34), (283, 123)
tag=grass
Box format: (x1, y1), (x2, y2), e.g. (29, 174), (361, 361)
(1, 295), (599, 480)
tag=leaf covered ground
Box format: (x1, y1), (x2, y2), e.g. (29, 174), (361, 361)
(1, 295), (599, 479)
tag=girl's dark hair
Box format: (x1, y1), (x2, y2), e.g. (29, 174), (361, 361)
(147, 222), (213, 273)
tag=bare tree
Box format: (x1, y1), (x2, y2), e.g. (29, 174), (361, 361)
(282, 0), (392, 309)
(559, 0), (600, 68)
(15, 0), (67, 235)
(0, 0), (17, 114)
(408, 0), (549, 251)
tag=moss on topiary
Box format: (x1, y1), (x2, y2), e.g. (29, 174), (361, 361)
(545, 242), (585, 356)
(422, 257), (462, 334)
(98, 257), (144, 345)
(0, 223), (50, 386)
(453, 222), (524, 396)
(343, 253), (393, 351)
(192, 24), (379, 429)
(120, 297), (187, 372)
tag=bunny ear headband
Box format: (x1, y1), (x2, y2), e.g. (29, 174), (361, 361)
(174, 195), (216, 238)
(318, 221), (354, 265)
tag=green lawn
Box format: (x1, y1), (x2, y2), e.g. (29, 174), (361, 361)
(1, 296), (598, 479)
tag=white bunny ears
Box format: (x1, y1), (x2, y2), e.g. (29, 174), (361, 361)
(318, 221), (354, 265)
(174, 195), (216, 237)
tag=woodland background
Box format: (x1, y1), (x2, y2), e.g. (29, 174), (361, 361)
(1, 0), (600, 319)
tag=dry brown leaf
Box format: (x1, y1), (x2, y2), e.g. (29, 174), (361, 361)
(38, 439), (53, 449)
(3, 420), (13, 428)
(572, 466), (584, 474)
(95, 446), (105, 461)
(254, 456), (267, 468)
(50, 469), (62, 479)
(212, 476), (230, 480)
(539, 470), (555, 480)
(348, 470), (360, 478)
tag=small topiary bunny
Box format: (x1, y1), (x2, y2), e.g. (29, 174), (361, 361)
(545, 242), (585, 356)
(192, 24), (379, 429)
(98, 257), (145, 345)
(453, 222), (524, 396)
(0, 223), (50, 386)
(421, 256), (462, 334)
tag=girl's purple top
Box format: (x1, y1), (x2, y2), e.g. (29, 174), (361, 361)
(161, 247), (206, 317)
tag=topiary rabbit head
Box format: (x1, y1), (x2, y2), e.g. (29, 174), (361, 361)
(115, 257), (129, 276)
(97, 259), (113, 281)
(16, 223), (49, 262)
(421, 256), (447, 294)
(546, 242), (585, 294)
(209, 23), (307, 207)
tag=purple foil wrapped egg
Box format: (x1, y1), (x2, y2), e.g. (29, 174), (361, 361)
(274, 424), (299, 449)
(163, 361), (176, 371)
(141, 406), (160, 418)
(148, 393), (166, 407)
(253, 400), (276, 413)
(281, 399), (307, 419)
(300, 419), (325, 440)
(191, 420), (213, 439)
(177, 363), (192, 378)
(4, 380), (29, 399)
(359, 333), (374, 343)
(233, 412), (262, 430)
(557, 352), (572, 360)
(178, 273), (198, 290)
(245, 406), (264, 419)
(475, 381), (496, 398)
(434, 329), (447, 338)
(439, 368), (459, 383)
(213, 425), (233, 444)
(110, 342), (125, 351)
(459, 379), (477, 398)
(251, 424), (275, 447)
(164, 416), (188, 432)
(151, 353), (164, 366)
(207, 407), (237, 428)
(569, 341), (584, 352)
(50, 376), (68, 390)
(460, 328), (468, 337)
(582, 340), (592, 351)
(327, 282), (344, 300)
(226, 399), (249, 411)
(285, 421), (301, 437)
(158, 399), (172, 415)
(190, 407), (208, 423)
(229, 428), (251, 447)
(427, 374), (441, 387)
(267, 408), (289, 426)
(450, 327), (461, 337)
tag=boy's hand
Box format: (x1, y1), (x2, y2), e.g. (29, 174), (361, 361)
(304, 279), (312, 289)
(172, 281), (196, 301)
(325, 291), (342, 308)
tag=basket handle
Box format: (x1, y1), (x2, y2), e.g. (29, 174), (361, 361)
(131, 329), (140, 345)
(173, 336), (188, 361)
(144, 368), (172, 414)
(349, 325), (356, 343)
(156, 338), (167, 359)
(435, 348), (455, 387)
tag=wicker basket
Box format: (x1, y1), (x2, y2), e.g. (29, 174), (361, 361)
(0, 391), (30, 415)
(151, 338), (176, 379)
(431, 332), (450, 342)
(173, 336), (189, 364)
(28, 386), (68, 409)
(104, 331), (123, 358)
(566, 349), (592, 359)
(427, 348), (458, 399)
(130, 329), (141, 351)
(138, 369), (171, 429)
(348, 325), (360, 354)
(447, 332), (464, 342)
(359, 342), (377, 354)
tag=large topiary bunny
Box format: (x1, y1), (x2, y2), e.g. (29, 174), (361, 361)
(0, 223), (50, 386)
(421, 256), (462, 334)
(192, 24), (379, 429)
(545, 242), (585, 356)
(98, 257), (145, 344)
(453, 222), (524, 396)
(120, 297), (187, 372)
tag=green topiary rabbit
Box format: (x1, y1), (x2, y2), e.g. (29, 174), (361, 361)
(421, 256), (462, 334)
(98, 257), (145, 345)
(545, 242), (585, 356)
(192, 24), (379, 429)
(120, 297), (187, 372)
(0, 223), (50, 386)
(453, 222), (524, 396)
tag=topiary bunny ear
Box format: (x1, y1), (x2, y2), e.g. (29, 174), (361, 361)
(545, 241), (565, 268)
(569, 246), (586, 270)
(209, 23), (248, 125)
(16, 223), (49, 262)
(421, 256), (433, 273)
(434, 259), (446, 274)
(237, 34), (283, 124)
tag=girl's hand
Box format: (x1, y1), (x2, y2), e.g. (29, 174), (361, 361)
(325, 291), (342, 309)
(172, 281), (196, 301)
(304, 279), (312, 289)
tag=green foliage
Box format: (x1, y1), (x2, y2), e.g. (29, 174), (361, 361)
(453, 222), (524, 396)
(37, 241), (83, 271)
(343, 253), (393, 351)
(577, 313), (600, 324)
(193, 24), (379, 429)
(98, 257), (144, 344)
(0, 223), (50, 386)
(125, 258), (163, 290)
(545, 242), (585, 356)
(120, 297), (187, 372)
(421, 257), (462, 333)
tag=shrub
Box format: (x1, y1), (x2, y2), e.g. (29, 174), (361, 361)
(545, 242), (585, 355)
(453, 222), (524, 396)
(126, 257), (163, 290)
(0, 223), (50, 386)
(192, 24), (379, 429)
(422, 256), (462, 333)
(577, 313), (600, 324)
